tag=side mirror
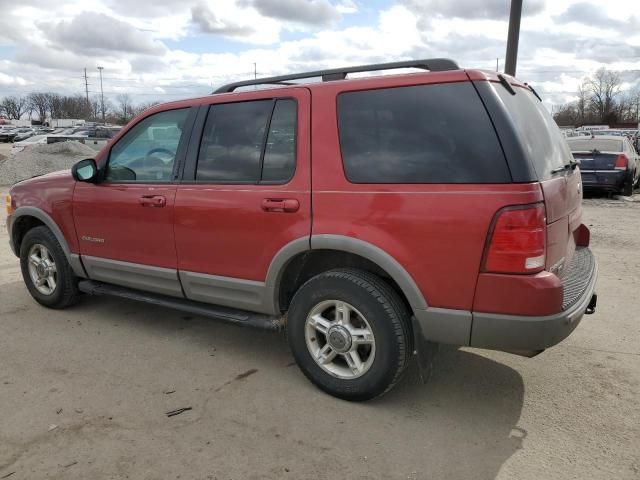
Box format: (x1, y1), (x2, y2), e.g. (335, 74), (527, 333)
(72, 158), (98, 183)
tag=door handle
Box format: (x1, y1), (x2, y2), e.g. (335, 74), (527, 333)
(139, 195), (166, 207)
(261, 198), (300, 213)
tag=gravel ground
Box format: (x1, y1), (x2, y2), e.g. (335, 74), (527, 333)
(0, 142), (95, 185)
(0, 189), (638, 480)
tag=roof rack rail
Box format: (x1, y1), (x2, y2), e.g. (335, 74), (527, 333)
(213, 58), (459, 94)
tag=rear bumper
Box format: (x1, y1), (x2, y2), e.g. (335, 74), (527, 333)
(470, 248), (598, 352)
(413, 248), (598, 354)
(580, 169), (628, 191)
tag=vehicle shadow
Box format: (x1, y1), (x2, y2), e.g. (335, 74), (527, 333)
(376, 346), (526, 479)
(40, 294), (525, 479)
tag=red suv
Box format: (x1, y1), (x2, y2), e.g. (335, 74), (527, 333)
(6, 59), (598, 401)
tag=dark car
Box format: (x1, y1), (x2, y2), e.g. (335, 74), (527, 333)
(6, 59), (598, 401)
(567, 135), (640, 196)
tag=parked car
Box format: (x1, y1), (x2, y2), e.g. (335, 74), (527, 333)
(6, 59), (598, 401)
(13, 128), (35, 142)
(567, 135), (639, 196)
(0, 128), (18, 143)
(11, 135), (48, 156)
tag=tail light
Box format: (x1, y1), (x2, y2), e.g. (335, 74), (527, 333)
(614, 154), (629, 170)
(482, 203), (546, 274)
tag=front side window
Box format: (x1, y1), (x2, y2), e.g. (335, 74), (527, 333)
(106, 108), (190, 182)
(196, 99), (297, 183)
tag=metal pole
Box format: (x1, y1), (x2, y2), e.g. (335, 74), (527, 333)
(97, 66), (105, 124)
(84, 68), (90, 110)
(504, 0), (522, 76)
(253, 62), (257, 79)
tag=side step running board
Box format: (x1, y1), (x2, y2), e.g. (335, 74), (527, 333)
(78, 280), (283, 331)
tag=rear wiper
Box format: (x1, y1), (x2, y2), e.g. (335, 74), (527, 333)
(551, 160), (580, 175)
(526, 83), (542, 102)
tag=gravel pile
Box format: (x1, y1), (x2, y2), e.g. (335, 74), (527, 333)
(0, 141), (96, 185)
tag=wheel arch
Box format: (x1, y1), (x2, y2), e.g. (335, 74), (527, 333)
(9, 207), (86, 277)
(266, 235), (428, 315)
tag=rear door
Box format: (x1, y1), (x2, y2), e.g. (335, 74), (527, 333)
(173, 88), (311, 313)
(492, 84), (581, 275)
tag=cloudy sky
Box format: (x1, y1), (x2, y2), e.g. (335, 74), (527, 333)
(0, 0), (639, 109)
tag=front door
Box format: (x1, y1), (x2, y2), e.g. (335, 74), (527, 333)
(73, 107), (195, 297)
(174, 88), (311, 313)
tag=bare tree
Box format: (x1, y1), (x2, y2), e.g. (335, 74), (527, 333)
(0, 96), (29, 120)
(28, 93), (49, 122)
(134, 101), (160, 116)
(584, 68), (621, 123)
(115, 94), (134, 123)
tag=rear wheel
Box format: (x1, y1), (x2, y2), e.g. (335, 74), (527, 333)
(20, 226), (80, 308)
(622, 177), (633, 196)
(287, 268), (412, 401)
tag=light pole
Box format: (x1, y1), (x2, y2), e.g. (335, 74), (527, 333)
(97, 66), (105, 124)
(504, 0), (522, 76)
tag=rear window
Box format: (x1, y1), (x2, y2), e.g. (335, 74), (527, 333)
(337, 82), (510, 184)
(567, 138), (623, 152)
(495, 86), (571, 180)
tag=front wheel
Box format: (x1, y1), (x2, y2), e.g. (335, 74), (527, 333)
(287, 269), (412, 401)
(20, 226), (80, 309)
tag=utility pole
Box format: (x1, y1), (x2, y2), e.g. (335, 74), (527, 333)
(97, 66), (105, 124)
(83, 68), (90, 111)
(253, 62), (257, 79)
(504, 0), (522, 76)
(496, 58), (499, 72)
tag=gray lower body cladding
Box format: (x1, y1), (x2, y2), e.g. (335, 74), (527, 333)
(416, 248), (598, 353)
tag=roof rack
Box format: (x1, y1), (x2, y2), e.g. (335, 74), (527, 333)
(213, 58), (459, 94)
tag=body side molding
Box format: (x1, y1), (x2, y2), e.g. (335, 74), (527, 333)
(82, 256), (183, 298)
(179, 271), (269, 313)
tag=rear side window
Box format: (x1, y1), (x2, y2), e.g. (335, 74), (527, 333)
(196, 99), (297, 183)
(495, 86), (571, 180)
(567, 138), (623, 152)
(337, 82), (510, 183)
(262, 99), (297, 183)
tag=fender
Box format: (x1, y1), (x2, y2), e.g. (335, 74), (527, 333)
(8, 206), (87, 278)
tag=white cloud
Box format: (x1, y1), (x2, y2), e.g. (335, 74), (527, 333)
(0, 0), (638, 110)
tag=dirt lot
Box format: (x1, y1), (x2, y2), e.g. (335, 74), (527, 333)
(0, 187), (638, 480)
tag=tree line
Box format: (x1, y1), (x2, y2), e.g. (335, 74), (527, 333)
(553, 68), (640, 126)
(0, 93), (159, 125)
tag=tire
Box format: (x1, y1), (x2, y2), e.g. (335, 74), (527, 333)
(622, 176), (633, 197)
(19, 226), (80, 309)
(287, 268), (412, 401)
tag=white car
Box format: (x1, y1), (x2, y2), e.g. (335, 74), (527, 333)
(11, 135), (48, 156)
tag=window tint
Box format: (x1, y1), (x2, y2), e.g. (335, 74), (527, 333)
(495, 86), (571, 180)
(567, 138), (623, 152)
(337, 83), (510, 184)
(196, 100), (272, 182)
(107, 108), (189, 182)
(262, 99), (297, 182)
